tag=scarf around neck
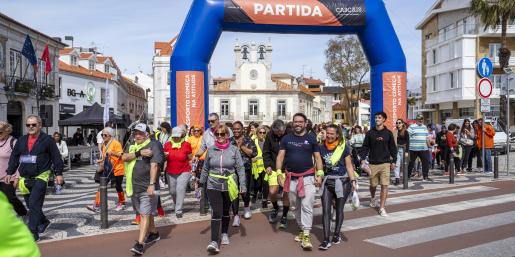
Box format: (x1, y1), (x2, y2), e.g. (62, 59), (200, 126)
(215, 140), (230, 150)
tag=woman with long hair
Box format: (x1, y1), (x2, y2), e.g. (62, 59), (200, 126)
(53, 132), (68, 161)
(200, 124), (246, 253)
(251, 125), (269, 208)
(459, 119), (475, 173)
(394, 119), (409, 185)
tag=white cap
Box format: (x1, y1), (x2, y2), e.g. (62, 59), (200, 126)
(133, 123), (148, 133)
(171, 127), (183, 138)
(103, 127), (114, 136)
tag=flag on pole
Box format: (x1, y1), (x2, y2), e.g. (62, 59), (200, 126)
(21, 35), (38, 71)
(41, 44), (52, 75)
(103, 78), (110, 126)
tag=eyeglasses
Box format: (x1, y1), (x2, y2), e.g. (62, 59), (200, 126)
(215, 132), (226, 137)
(208, 119), (217, 124)
(258, 131), (266, 134)
(396, 122), (403, 125)
(101, 134), (110, 137)
(26, 123), (38, 128)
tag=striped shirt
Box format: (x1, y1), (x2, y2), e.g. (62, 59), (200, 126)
(407, 124), (429, 151)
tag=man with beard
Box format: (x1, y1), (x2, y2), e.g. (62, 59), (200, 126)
(275, 113), (324, 250)
(231, 121), (257, 224)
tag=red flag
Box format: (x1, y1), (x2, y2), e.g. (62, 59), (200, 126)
(41, 44), (52, 75)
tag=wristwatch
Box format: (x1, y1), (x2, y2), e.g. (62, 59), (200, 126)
(149, 183), (155, 186)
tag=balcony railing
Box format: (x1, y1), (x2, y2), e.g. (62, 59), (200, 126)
(273, 112), (291, 121)
(219, 113), (234, 121)
(4, 75), (56, 98)
(426, 22), (477, 48)
(244, 112), (264, 121)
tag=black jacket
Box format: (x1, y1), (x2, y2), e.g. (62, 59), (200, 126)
(263, 131), (284, 170)
(7, 132), (64, 177)
(360, 127), (397, 165)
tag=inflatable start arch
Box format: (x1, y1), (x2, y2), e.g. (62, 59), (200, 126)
(171, 0), (406, 128)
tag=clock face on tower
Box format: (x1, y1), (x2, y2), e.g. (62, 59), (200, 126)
(250, 69), (258, 80)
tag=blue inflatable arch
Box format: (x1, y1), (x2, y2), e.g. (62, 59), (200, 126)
(171, 0), (406, 128)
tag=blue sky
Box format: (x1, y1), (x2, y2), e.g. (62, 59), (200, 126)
(2, 0), (435, 88)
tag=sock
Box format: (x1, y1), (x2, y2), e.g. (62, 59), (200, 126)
(95, 192), (100, 206)
(282, 206), (289, 218)
(117, 192), (125, 204)
(272, 201), (279, 211)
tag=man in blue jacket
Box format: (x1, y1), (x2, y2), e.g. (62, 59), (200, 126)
(4, 115), (64, 241)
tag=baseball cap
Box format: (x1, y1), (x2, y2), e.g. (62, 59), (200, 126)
(133, 123), (148, 133)
(416, 114), (424, 120)
(171, 127), (183, 138)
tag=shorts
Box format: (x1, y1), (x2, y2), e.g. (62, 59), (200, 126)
(369, 163), (391, 187)
(268, 171), (285, 187)
(132, 192), (158, 216)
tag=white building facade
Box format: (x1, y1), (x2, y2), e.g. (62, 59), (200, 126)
(152, 37), (176, 126)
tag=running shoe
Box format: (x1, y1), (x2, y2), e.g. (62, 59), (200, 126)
(131, 215), (141, 225)
(379, 208), (388, 217)
(268, 209), (279, 223)
(157, 207), (165, 217)
(130, 241), (144, 255)
(232, 215), (241, 227)
(176, 212), (183, 219)
(278, 216), (288, 229)
(221, 233), (230, 245)
(86, 205), (100, 213)
(261, 201), (268, 209)
(301, 233), (313, 250)
(318, 241), (332, 250)
(144, 232), (160, 245)
(294, 230), (304, 242)
(243, 207), (252, 219)
(369, 198), (377, 208)
(115, 203), (126, 211)
(331, 235), (341, 245)
(38, 220), (51, 234)
(394, 178), (400, 185)
(207, 241), (220, 253)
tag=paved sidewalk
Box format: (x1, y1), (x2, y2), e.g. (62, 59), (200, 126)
(35, 164), (515, 242)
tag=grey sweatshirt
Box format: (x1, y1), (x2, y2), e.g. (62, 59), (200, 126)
(200, 144), (246, 192)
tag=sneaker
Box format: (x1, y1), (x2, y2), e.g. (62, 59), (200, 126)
(425, 177), (433, 182)
(221, 233), (230, 245)
(394, 178), (400, 185)
(232, 215), (240, 227)
(243, 207), (252, 219)
(144, 232), (160, 245)
(115, 203), (126, 211)
(157, 207), (165, 217)
(33, 234), (41, 242)
(301, 233), (313, 250)
(379, 208), (388, 217)
(278, 216), (288, 229)
(268, 209), (279, 223)
(318, 241), (332, 250)
(176, 212), (183, 219)
(206, 241), (220, 254)
(369, 198), (377, 208)
(331, 235), (341, 245)
(261, 201), (268, 209)
(130, 241), (144, 255)
(294, 230), (303, 242)
(131, 215), (141, 225)
(38, 220), (51, 234)
(86, 205), (100, 213)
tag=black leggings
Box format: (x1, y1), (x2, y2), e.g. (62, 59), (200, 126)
(0, 182), (28, 216)
(321, 179), (351, 241)
(207, 189), (231, 242)
(252, 171), (269, 202)
(232, 168), (252, 214)
(114, 175), (123, 193)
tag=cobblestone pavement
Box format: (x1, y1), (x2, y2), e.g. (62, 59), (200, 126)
(34, 153), (515, 242)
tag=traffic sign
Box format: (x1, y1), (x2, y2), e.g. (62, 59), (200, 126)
(477, 57), (493, 78)
(481, 98), (491, 113)
(477, 78), (493, 99)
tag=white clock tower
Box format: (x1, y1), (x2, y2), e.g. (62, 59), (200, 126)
(234, 42), (274, 90)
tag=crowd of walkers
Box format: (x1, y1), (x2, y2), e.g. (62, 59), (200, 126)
(0, 111), (498, 256)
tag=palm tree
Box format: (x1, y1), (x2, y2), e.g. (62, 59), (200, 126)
(470, 0), (515, 69)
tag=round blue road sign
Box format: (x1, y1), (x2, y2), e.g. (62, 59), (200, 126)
(477, 57), (493, 78)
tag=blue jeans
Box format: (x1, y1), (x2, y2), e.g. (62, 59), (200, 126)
(484, 149), (492, 172)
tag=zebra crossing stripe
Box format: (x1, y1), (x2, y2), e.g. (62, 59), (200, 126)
(364, 211), (515, 249)
(339, 193), (515, 231)
(434, 236), (515, 257)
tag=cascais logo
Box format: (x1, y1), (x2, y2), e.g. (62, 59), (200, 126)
(253, 3), (323, 17)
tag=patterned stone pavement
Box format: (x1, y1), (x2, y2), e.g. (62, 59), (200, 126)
(29, 156), (515, 242)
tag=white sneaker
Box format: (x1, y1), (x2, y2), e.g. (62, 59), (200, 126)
(379, 208), (388, 217)
(207, 241), (220, 253)
(369, 198), (377, 208)
(115, 203), (126, 211)
(221, 233), (230, 245)
(232, 215), (240, 227)
(243, 207), (252, 219)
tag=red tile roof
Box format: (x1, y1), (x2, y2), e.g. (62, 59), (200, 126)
(59, 48), (75, 55)
(58, 61), (113, 80)
(154, 36), (177, 56)
(303, 77), (324, 85)
(332, 103), (345, 111)
(271, 73), (295, 79)
(96, 56), (113, 64)
(79, 53), (93, 59)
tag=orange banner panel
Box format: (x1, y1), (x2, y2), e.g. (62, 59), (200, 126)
(382, 72), (407, 130)
(176, 71), (205, 127)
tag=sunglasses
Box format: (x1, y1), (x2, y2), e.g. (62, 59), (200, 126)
(26, 123), (38, 128)
(102, 134), (110, 137)
(396, 122), (403, 125)
(215, 132), (226, 137)
(208, 120), (217, 124)
(194, 129), (201, 132)
(258, 131), (266, 134)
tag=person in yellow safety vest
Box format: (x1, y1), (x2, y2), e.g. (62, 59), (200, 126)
(251, 125), (269, 208)
(248, 122), (259, 141)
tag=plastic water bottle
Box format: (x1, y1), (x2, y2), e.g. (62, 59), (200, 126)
(55, 184), (62, 195)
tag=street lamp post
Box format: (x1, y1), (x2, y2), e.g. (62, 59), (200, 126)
(504, 67), (513, 176)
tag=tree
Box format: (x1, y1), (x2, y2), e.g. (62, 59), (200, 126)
(470, 0), (515, 69)
(324, 35), (369, 125)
